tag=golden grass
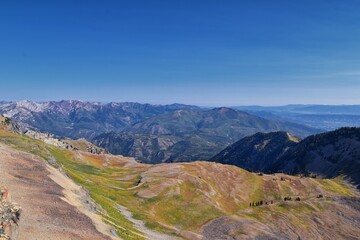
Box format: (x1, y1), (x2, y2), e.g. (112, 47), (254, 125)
(311, 177), (355, 197)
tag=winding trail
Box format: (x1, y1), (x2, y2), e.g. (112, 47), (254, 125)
(116, 204), (180, 240)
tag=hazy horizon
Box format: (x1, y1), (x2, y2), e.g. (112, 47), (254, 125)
(2, 99), (360, 108)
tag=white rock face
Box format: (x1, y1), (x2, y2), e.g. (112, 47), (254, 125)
(24, 129), (77, 150)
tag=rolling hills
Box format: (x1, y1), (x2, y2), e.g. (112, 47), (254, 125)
(0, 119), (359, 239)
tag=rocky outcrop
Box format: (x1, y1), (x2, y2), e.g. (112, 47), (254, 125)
(63, 139), (107, 154)
(0, 116), (21, 134)
(23, 130), (77, 151)
(0, 187), (21, 240)
(2, 116), (108, 155)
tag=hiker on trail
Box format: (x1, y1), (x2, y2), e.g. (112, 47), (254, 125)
(0, 187), (8, 200)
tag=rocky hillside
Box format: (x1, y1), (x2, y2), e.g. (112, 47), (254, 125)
(0, 124), (116, 239)
(0, 115), (21, 133)
(0, 187), (21, 240)
(212, 127), (360, 189)
(23, 129), (78, 151)
(63, 138), (107, 154)
(93, 133), (180, 164)
(0, 125), (359, 239)
(2, 115), (106, 155)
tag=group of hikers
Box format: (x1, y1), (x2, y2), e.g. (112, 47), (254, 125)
(250, 200), (274, 207)
(250, 196), (302, 207)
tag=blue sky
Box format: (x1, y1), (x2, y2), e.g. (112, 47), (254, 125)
(1, 0), (360, 106)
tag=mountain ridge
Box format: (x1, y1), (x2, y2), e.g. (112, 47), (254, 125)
(211, 127), (360, 189)
(210, 131), (299, 172)
(0, 100), (203, 139)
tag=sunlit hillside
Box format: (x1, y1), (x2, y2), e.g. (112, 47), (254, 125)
(1, 123), (359, 239)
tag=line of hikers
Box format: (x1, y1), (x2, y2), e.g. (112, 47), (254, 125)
(250, 200), (274, 207)
(250, 196), (302, 207)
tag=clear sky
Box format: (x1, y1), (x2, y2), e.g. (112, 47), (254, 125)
(1, 0), (360, 106)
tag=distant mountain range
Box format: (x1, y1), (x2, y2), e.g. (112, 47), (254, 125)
(235, 104), (360, 115)
(0, 100), (201, 139)
(211, 127), (360, 189)
(0, 100), (318, 163)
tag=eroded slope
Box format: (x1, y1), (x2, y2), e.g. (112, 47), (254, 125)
(0, 143), (114, 240)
